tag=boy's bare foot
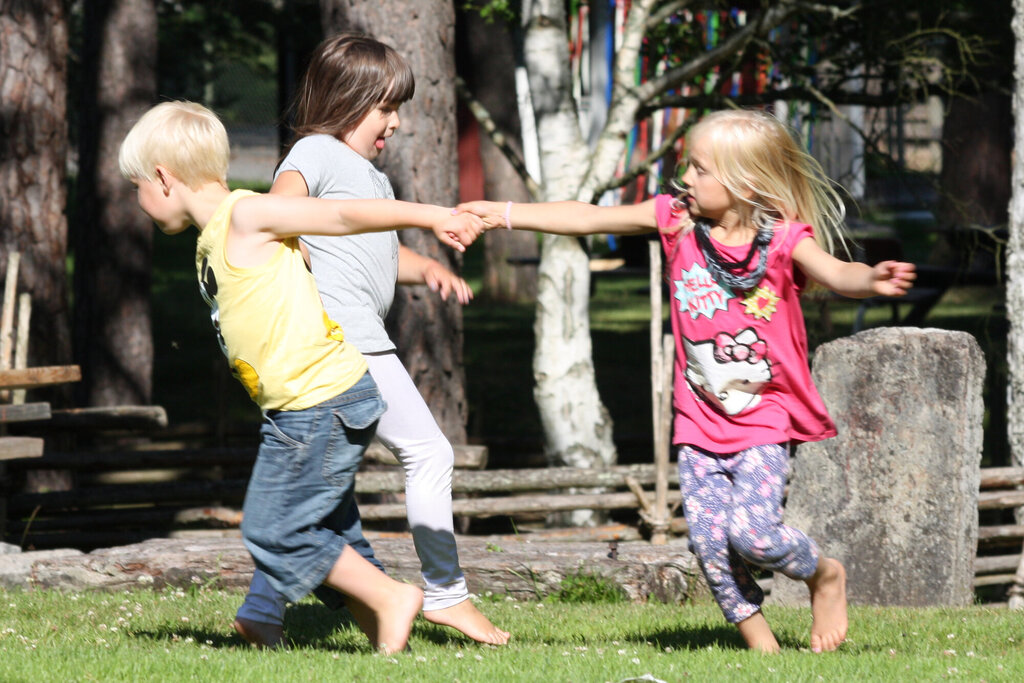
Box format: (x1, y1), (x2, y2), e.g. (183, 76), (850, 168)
(232, 617), (286, 649)
(375, 583), (423, 655)
(736, 611), (780, 653)
(423, 599), (511, 645)
(808, 556), (848, 653)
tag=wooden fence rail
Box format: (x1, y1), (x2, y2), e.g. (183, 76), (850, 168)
(2, 447), (1023, 594)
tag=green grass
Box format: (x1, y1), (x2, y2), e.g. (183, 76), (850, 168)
(2, 587), (1023, 682)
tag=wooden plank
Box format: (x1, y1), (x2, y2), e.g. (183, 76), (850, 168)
(0, 402), (51, 423)
(1, 447), (257, 471)
(0, 436), (44, 460)
(4, 505), (244, 533)
(974, 553), (1021, 575)
(978, 489), (1024, 510)
(357, 463), (671, 495)
(0, 365), (81, 389)
(977, 524), (1024, 548)
(364, 441), (488, 470)
(360, 490), (684, 521)
(7, 479), (249, 512)
(980, 466), (1024, 489)
(46, 405), (168, 430)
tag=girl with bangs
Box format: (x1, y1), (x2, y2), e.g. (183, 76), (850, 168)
(233, 33), (509, 649)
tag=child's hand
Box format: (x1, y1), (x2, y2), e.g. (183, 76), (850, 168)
(454, 201), (508, 231)
(422, 260), (474, 305)
(434, 211), (485, 252)
(871, 260), (917, 297)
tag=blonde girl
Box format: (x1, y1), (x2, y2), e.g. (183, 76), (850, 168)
(458, 109), (915, 653)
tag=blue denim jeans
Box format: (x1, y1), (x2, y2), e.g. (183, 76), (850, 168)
(241, 372), (386, 604)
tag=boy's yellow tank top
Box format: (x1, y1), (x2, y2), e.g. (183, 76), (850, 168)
(194, 189), (367, 411)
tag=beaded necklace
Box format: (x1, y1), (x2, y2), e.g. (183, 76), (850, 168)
(693, 218), (774, 291)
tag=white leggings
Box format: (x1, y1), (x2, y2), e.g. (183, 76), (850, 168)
(237, 351), (467, 624)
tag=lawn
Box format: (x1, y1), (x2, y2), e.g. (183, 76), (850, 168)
(1, 587), (1022, 682)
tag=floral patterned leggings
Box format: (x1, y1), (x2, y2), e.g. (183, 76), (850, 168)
(677, 443), (820, 624)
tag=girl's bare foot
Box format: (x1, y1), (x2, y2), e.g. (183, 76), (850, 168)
(736, 611), (780, 653)
(232, 617), (286, 649)
(808, 557), (848, 653)
(423, 599), (511, 645)
(374, 583), (424, 654)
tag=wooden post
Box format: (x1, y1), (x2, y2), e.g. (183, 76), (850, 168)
(648, 241), (672, 544)
(12, 293), (31, 405)
(1, 252), (20, 403)
(0, 252), (18, 541)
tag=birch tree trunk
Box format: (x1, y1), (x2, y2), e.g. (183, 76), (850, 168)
(1005, 0), (1024, 611)
(521, 0), (614, 525)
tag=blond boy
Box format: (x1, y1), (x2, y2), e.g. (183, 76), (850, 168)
(119, 101), (482, 653)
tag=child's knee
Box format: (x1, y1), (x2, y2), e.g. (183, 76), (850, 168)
(729, 529), (783, 566)
(400, 436), (454, 474)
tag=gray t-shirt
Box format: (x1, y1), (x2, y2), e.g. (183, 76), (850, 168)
(276, 134), (399, 353)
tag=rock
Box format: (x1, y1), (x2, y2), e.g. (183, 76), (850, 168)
(771, 327), (984, 607)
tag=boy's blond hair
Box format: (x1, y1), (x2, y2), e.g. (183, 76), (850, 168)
(118, 101), (229, 189)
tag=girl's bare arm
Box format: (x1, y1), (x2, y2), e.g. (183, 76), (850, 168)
(793, 237), (916, 298)
(456, 199), (661, 236)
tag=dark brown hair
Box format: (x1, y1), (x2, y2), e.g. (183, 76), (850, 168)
(288, 33), (414, 143)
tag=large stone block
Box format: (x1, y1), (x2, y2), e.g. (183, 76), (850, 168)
(770, 327), (984, 607)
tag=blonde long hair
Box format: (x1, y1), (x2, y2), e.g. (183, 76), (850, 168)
(687, 109), (850, 255)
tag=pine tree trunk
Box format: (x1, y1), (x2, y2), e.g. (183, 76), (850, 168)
(319, 0), (468, 444)
(0, 0), (71, 372)
(72, 0), (157, 407)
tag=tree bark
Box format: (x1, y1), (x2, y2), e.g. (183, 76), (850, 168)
(1006, 0), (1024, 610)
(319, 0), (468, 444)
(456, 7), (537, 304)
(0, 0), (71, 373)
(72, 0), (158, 408)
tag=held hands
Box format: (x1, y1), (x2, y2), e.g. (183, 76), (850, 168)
(871, 260), (917, 297)
(453, 201), (508, 231)
(435, 210), (486, 252)
(422, 259), (474, 305)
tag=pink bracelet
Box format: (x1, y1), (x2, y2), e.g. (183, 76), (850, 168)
(504, 201), (513, 230)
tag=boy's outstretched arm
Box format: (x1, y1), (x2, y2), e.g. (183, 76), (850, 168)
(456, 199), (659, 236)
(232, 195), (484, 252)
(793, 237), (917, 298)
